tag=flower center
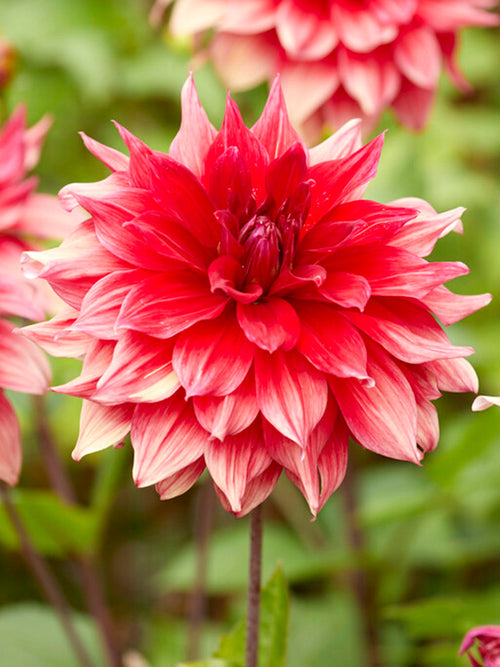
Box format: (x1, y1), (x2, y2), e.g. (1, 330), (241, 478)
(239, 214), (281, 292)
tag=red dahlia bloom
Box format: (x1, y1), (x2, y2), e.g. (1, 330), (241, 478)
(0, 107), (75, 486)
(23, 76), (489, 516)
(460, 626), (500, 666)
(158, 0), (498, 135)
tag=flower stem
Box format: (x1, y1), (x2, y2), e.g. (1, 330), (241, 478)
(0, 483), (95, 667)
(33, 395), (122, 667)
(246, 504), (263, 667)
(186, 479), (215, 661)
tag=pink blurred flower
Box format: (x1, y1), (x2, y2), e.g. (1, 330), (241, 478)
(0, 106), (76, 486)
(158, 0), (498, 135)
(460, 625), (500, 666)
(23, 76), (489, 516)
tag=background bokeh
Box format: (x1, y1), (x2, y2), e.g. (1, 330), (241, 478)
(0, 1), (499, 665)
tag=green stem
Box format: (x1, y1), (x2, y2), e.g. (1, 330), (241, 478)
(246, 504), (263, 667)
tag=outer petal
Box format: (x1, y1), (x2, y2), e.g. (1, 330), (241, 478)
(309, 118), (363, 165)
(156, 458), (206, 500)
(329, 342), (420, 463)
(255, 348), (328, 448)
(425, 357), (478, 393)
(193, 374), (259, 440)
(72, 400), (134, 460)
(94, 332), (179, 405)
(0, 392), (22, 486)
(131, 394), (210, 487)
(0, 320), (51, 394)
(52, 340), (114, 399)
(421, 286), (491, 326)
(169, 74), (217, 179)
(173, 311), (254, 397)
(215, 461), (282, 517)
(117, 270), (228, 339)
(472, 395), (500, 412)
(205, 420), (272, 513)
(394, 27), (442, 89)
(20, 309), (90, 359)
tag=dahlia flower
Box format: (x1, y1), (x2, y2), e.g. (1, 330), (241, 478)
(0, 106), (75, 486)
(158, 0), (498, 134)
(22, 76), (489, 516)
(472, 395), (500, 410)
(460, 626), (500, 666)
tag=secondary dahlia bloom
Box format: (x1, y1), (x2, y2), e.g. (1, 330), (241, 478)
(157, 0), (498, 134)
(22, 76), (489, 516)
(460, 626), (500, 666)
(0, 106), (75, 486)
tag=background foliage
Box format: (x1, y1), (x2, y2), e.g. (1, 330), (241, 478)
(0, 1), (499, 665)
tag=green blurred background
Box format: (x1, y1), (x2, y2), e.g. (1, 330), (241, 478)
(0, 1), (499, 665)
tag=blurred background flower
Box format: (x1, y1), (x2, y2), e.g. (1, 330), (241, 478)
(157, 0), (498, 138)
(460, 625), (500, 666)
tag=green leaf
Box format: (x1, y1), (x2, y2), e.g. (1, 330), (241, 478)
(0, 489), (98, 557)
(215, 565), (289, 667)
(0, 603), (104, 667)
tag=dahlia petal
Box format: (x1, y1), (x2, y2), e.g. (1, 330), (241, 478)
(20, 309), (90, 359)
(415, 394), (439, 452)
(265, 143), (308, 213)
(280, 60), (340, 126)
(169, 74), (217, 180)
(306, 134), (385, 231)
(421, 286), (492, 326)
(296, 220), (364, 262)
(210, 32), (277, 91)
(370, 0), (417, 24)
(149, 153), (220, 246)
(392, 80), (436, 132)
(424, 357), (478, 393)
(333, 5), (397, 52)
(330, 343), (419, 463)
(237, 297), (300, 353)
(252, 75), (306, 160)
(52, 340), (114, 399)
(169, 0), (226, 34)
(339, 49), (400, 116)
(395, 27), (442, 89)
(193, 374), (259, 441)
(0, 392), (22, 486)
(204, 95), (269, 197)
(205, 422), (272, 513)
(269, 264), (328, 296)
(215, 461), (282, 517)
(318, 271), (372, 310)
(113, 121), (153, 189)
(59, 171), (130, 212)
(276, 0), (338, 60)
(472, 395), (500, 412)
(72, 400), (133, 460)
(73, 269), (152, 339)
(264, 399), (348, 516)
(16, 193), (79, 239)
(219, 0), (276, 33)
(131, 394), (209, 486)
(117, 270), (228, 338)
(79, 132), (130, 172)
(309, 119), (363, 165)
(255, 348), (328, 447)
(389, 205), (464, 257)
(0, 273), (45, 320)
(156, 458), (206, 500)
(347, 299), (474, 363)
(295, 301), (371, 381)
(208, 255), (262, 304)
(173, 312), (254, 397)
(0, 320), (51, 394)
(94, 332), (179, 405)
(209, 146), (252, 211)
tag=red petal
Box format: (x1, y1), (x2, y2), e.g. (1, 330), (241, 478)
(72, 400), (133, 460)
(94, 332), (179, 404)
(424, 357), (478, 394)
(80, 132), (130, 172)
(208, 145), (251, 211)
(237, 297), (300, 353)
(169, 74), (217, 179)
(20, 309), (90, 359)
(329, 343), (419, 463)
(394, 27), (442, 89)
(318, 271), (371, 310)
(215, 461), (282, 517)
(53, 340), (114, 399)
(0, 392), (21, 486)
(113, 121), (153, 188)
(173, 311), (254, 397)
(156, 458), (206, 500)
(255, 348), (327, 447)
(294, 301), (371, 381)
(205, 420), (272, 513)
(193, 374), (259, 440)
(309, 119), (363, 165)
(251, 75), (305, 159)
(118, 270), (228, 338)
(422, 287), (492, 326)
(131, 394), (209, 486)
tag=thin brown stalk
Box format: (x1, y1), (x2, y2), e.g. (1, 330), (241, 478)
(246, 504), (263, 667)
(0, 483), (95, 667)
